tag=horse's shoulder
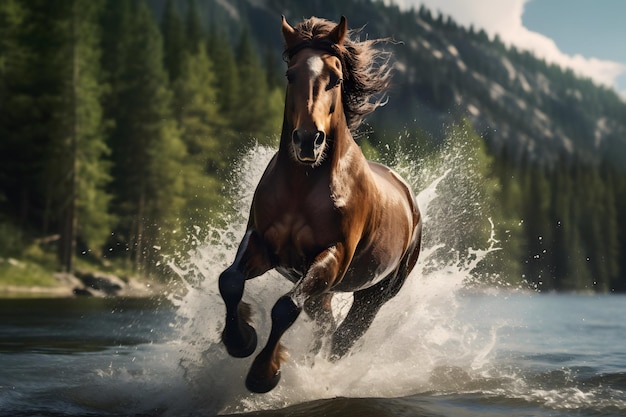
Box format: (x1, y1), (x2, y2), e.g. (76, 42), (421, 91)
(367, 161), (412, 191)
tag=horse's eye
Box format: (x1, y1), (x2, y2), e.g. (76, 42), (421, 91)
(327, 75), (342, 90)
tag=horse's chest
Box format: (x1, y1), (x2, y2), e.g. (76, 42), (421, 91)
(260, 202), (340, 271)
(265, 215), (311, 256)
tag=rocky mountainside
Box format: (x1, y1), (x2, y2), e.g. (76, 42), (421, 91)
(171, 0), (626, 168)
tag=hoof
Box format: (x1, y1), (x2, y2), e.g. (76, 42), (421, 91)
(222, 321), (257, 358)
(246, 369), (281, 393)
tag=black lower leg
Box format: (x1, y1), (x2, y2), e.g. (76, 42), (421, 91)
(246, 295), (301, 393)
(219, 266), (257, 358)
(330, 281), (395, 360)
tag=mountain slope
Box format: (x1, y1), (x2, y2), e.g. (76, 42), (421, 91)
(196, 0), (626, 167)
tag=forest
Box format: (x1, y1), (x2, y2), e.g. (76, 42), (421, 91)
(1, 0), (625, 292)
(0, 0), (285, 278)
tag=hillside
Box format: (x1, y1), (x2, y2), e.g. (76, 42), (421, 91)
(166, 0), (626, 167)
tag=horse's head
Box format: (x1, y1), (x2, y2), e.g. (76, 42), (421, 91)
(281, 16), (348, 166)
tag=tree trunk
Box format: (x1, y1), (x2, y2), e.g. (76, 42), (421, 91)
(59, 0), (79, 273)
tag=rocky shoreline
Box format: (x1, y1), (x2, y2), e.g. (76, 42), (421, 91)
(1, 270), (165, 298)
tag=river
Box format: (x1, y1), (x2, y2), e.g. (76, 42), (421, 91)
(0, 293), (624, 416)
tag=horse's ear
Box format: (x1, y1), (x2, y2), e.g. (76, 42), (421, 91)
(281, 15), (299, 49)
(328, 16), (348, 46)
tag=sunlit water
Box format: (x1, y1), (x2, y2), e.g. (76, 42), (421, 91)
(1, 144), (625, 416)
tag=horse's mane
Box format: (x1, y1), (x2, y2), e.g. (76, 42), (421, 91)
(283, 17), (393, 134)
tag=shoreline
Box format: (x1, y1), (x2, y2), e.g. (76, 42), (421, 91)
(0, 272), (167, 299)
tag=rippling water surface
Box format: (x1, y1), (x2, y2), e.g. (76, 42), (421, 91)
(2, 145), (625, 416)
(1, 294), (624, 417)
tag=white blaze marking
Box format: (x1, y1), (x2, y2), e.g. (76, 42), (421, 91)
(306, 55), (324, 78)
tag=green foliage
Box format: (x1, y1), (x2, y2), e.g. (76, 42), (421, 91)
(105, 1), (186, 273)
(233, 28), (282, 141)
(184, 0), (204, 53)
(0, 259), (57, 288)
(0, 221), (25, 257)
(0, 0), (24, 84)
(1, 0), (626, 294)
(207, 31), (239, 121)
(172, 43), (224, 239)
(68, 0), (113, 265)
(0, 0), (289, 276)
(161, 0), (185, 81)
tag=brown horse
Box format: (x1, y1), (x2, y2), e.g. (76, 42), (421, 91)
(218, 16), (422, 393)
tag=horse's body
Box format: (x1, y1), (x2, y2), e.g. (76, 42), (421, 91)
(219, 16), (422, 393)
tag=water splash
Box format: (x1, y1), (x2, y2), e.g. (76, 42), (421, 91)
(167, 140), (503, 414)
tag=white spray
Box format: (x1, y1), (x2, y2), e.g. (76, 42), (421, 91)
(168, 140), (502, 415)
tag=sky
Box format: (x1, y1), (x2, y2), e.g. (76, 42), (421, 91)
(393, 0), (626, 99)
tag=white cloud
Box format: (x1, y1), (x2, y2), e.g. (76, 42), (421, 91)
(392, 0), (626, 94)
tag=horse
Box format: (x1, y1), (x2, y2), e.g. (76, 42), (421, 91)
(218, 16), (422, 393)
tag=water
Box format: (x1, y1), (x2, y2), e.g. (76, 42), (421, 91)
(1, 295), (624, 416)
(2, 144), (626, 416)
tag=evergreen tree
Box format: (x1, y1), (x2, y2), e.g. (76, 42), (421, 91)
(492, 148), (525, 285)
(185, 0), (204, 53)
(233, 28), (274, 139)
(0, 0), (23, 98)
(161, 0), (185, 82)
(0, 0), (110, 272)
(548, 159), (573, 288)
(0, 0), (26, 211)
(613, 173), (626, 291)
(521, 163), (553, 290)
(264, 46), (282, 90)
(173, 43), (224, 232)
(57, 0), (112, 271)
(106, 1), (186, 273)
(0, 0), (60, 237)
(207, 31), (239, 125)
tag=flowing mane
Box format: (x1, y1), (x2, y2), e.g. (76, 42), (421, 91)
(283, 17), (393, 133)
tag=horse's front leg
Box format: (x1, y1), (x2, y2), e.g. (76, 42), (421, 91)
(219, 230), (272, 358)
(304, 293), (336, 358)
(245, 245), (345, 393)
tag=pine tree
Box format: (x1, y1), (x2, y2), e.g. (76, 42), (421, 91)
(0, 0), (23, 96)
(161, 0), (185, 82)
(548, 159), (572, 289)
(0, 1), (110, 271)
(207, 31), (239, 125)
(57, 0), (112, 271)
(613, 172), (626, 291)
(521, 163), (553, 290)
(173, 43), (225, 232)
(106, 1), (186, 273)
(0, 0), (59, 237)
(0, 0), (26, 211)
(233, 28), (273, 139)
(185, 0), (204, 53)
(264, 46), (282, 90)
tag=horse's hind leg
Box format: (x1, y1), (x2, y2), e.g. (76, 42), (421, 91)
(219, 230), (271, 358)
(330, 277), (402, 360)
(331, 232), (421, 359)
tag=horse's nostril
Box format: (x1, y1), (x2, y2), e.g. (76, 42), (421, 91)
(314, 131), (325, 148)
(292, 130), (301, 145)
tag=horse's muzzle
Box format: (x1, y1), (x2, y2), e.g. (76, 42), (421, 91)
(292, 129), (326, 163)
